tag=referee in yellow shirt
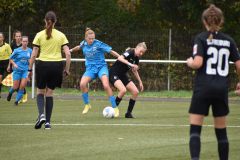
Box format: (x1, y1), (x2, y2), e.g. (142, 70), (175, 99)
(0, 32), (12, 98)
(29, 11), (71, 129)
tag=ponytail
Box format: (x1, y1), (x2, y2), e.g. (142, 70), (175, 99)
(45, 11), (57, 40)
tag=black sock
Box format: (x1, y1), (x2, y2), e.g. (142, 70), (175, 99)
(45, 97), (53, 123)
(215, 128), (229, 160)
(37, 94), (45, 116)
(23, 88), (26, 94)
(189, 124), (202, 160)
(115, 96), (122, 106)
(0, 84), (2, 93)
(127, 99), (136, 113)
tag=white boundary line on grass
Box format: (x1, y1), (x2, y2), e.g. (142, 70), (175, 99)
(0, 123), (239, 128)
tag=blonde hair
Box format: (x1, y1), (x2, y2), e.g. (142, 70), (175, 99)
(202, 4), (224, 41)
(85, 27), (95, 38)
(136, 42), (147, 50)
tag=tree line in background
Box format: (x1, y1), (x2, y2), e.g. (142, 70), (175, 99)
(1, 0), (240, 90)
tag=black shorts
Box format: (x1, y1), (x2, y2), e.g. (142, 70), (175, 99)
(109, 70), (131, 86)
(189, 87), (229, 117)
(0, 60), (9, 76)
(36, 60), (64, 90)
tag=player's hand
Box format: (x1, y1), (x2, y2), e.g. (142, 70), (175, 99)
(131, 64), (139, 72)
(235, 82), (240, 96)
(13, 63), (18, 69)
(64, 69), (70, 76)
(139, 82), (144, 92)
(186, 57), (194, 68)
(7, 66), (11, 72)
(28, 71), (32, 79)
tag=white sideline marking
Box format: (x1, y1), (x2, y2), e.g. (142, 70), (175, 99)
(0, 123), (239, 128)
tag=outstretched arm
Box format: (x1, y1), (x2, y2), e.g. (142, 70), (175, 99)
(69, 46), (80, 53)
(132, 69), (144, 92)
(109, 50), (120, 58)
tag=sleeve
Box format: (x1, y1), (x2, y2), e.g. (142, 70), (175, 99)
(7, 44), (12, 55)
(9, 49), (17, 60)
(192, 35), (204, 58)
(32, 33), (40, 47)
(229, 39), (240, 62)
(79, 40), (84, 49)
(61, 34), (69, 46)
(99, 41), (112, 54)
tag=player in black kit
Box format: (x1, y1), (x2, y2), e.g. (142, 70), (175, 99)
(109, 42), (147, 118)
(186, 4), (240, 160)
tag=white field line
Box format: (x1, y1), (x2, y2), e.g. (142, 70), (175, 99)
(0, 123), (239, 128)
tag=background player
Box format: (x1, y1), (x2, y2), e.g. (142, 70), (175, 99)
(109, 42), (147, 118)
(7, 36), (32, 105)
(29, 11), (71, 129)
(186, 4), (240, 160)
(70, 28), (120, 117)
(0, 32), (12, 98)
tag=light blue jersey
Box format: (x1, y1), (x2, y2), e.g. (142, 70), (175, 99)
(80, 39), (112, 66)
(10, 47), (32, 71)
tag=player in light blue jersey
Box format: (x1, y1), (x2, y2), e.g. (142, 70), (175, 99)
(70, 28), (120, 117)
(7, 36), (32, 105)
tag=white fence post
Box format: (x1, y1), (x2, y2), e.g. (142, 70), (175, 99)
(167, 28), (172, 91)
(31, 63), (35, 99)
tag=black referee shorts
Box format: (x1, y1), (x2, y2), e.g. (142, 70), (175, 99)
(109, 70), (131, 86)
(189, 88), (229, 117)
(0, 59), (9, 76)
(36, 60), (64, 90)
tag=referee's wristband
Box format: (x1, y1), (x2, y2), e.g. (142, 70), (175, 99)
(28, 69), (32, 72)
(128, 63), (133, 68)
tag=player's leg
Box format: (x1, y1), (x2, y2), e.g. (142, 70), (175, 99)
(44, 88), (54, 129)
(7, 71), (21, 101)
(0, 74), (2, 98)
(189, 114), (204, 160)
(113, 80), (126, 106)
(80, 75), (92, 114)
(212, 97), (229, 160)
(15, 77), (28, 105)
(125, 81), (139, 118)
(214, 116), (228, 160)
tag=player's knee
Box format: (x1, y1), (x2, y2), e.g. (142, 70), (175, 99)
(102, 83), (110, 90)
(119, 88), (127, 95)
(132, 89), (139, 97)
(80, 82), (87, 90)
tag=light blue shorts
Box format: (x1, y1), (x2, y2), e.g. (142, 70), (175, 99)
(13, 70), (28, 81)
(83, 64), (109, 80)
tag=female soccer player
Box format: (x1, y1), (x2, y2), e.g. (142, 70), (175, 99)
(186, 4), (240, 160)
(29, 11), (71, 129)
(7, 36), (32, 105)
(70, 28), (120, 117)
(109, 42), (147, 118)
(0, 32), (12, 98)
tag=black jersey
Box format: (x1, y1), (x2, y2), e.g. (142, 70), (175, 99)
(11, 41), (22, 51)
(110, 49), (139, 75)
(193, 31), (240, 91)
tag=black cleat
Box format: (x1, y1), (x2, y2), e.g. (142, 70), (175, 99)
(14, 101), (19, 106)
(34, 115), (46, 129)
(125, 112), (135, 118)
(45, 122), (51, 130)
(7, 93), (12, 101)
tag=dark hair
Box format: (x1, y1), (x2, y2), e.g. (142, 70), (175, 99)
(12, 30), (22, 39)
(45, 11), (57, 40)
(202, 4), (224, 32)
(85, 27), (95, 38)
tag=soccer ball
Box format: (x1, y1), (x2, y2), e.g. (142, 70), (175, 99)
(103, 106), (115, 118)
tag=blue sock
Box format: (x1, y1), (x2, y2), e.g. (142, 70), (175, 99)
(9, 87), (15, 94)
(16, 89), (24, 102)
(109, 96), (117, 108)
(82, 92), (89, 104)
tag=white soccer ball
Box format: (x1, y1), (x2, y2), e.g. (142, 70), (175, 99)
(103, 106), (115, 118)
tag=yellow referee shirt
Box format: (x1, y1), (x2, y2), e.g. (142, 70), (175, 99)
(0, 43), (12, 60)
(33, 29), (69, 61)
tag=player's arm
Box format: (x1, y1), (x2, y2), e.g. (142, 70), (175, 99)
(235, 60), (240, 95)
(29, 46), (39, 71)
(109, 50), (120, 58)
(117, 55), (139, 70)
(7, 46), (13, 72)
(132, 69), (144, 92)
(186, 55), (203, 69)
(69, 46), (80, 53)
(63, 45), (71, 75)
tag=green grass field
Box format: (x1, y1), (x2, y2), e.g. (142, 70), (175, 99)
(0, 96), (239, 160)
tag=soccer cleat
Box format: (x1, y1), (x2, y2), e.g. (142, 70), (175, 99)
(14, 101), (19, 106)
(125, 112), (135, 118)
(21, 93), (28, 103)
(45, 122), (51, 130)
(7, 93), (12, 101)
(114, 107), (119, 117)
(82, 104), (91, 114)
(34, 114), (46, 129)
